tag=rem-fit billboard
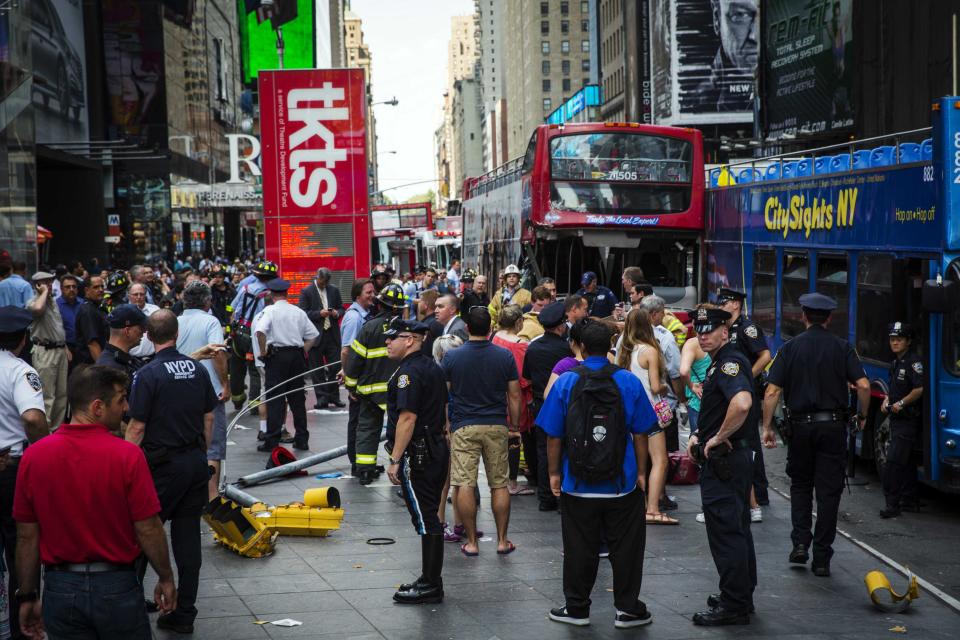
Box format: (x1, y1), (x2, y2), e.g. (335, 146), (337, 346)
(764, 0), (854, 136)
(31, 0), (88, 142)
(259, 69), (370, 301)
(650, 0), (758, 126)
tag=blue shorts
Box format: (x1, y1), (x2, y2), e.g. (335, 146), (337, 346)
(207, 402), (228, 461)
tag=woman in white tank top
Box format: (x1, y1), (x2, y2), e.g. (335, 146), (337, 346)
(615, 308), (678, 525)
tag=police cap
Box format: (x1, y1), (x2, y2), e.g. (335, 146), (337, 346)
(0, 306), (33, 333)
(107, 304), (147, 329)
(383, 317), (429, 338)
(693, 306), (732, 334)
(539, 301), (566, 329)
(716, 287), (747, 304)
(798, 292), (837, 312)
(888, 321), (913, 338)
(266, 278), (291, 292)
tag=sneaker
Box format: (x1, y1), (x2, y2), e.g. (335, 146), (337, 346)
(750, 507), (763, 523)
(442, 523), (461, 543)
(156, 612), (194, 634)
(695, 513), (705, 523)
(549, 606), (590, 626)
(615, 609), (652, 628)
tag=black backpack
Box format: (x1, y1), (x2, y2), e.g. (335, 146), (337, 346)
(564, 364), (628, 488)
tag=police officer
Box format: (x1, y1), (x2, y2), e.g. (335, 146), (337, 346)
(255, 278), (318, 452)
(0, 306), (49, 639)
(687, 307), (756, 626)
(343, 283), (407, 484)
(761, 293), (870, 577)
(228, 260), (276, 409)
(97, 304), (148, 431)
(383, 317), (449, 605)
(717, 287), (772, 506)
(126, 309), (218, 634)
(879, 322), (924, 518)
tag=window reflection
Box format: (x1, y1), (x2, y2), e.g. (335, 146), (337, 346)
(550, 133), (692, 183)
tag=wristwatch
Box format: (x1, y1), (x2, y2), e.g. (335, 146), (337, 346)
(14, 589), (38, 603)
(389, 457), (402, 466)
(895, 400), (905, 409)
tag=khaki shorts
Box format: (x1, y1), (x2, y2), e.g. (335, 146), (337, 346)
(450, 424), (510, 489)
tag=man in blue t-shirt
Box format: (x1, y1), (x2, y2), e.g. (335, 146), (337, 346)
(441, 306), (521, 557)
(537, 319), (658, 630)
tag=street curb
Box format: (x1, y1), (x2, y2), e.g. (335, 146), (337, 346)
(769, 485), (960, 614)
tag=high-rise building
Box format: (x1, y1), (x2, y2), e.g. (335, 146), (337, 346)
(437, 14), (481, 203)
(503, 0), (594, 159)
(476, 0), (508, 171)
(318, 0), (347, 67)
(345, 8), (379, 199)
(599, 0), (652, 124)
(452, 77), (484, 196)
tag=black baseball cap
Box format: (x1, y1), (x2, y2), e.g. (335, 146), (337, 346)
(107, 304), (147, 329)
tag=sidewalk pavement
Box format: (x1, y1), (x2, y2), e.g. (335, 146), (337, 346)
(148, 396), (958, 639)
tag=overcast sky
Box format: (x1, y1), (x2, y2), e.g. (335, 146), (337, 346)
(350, 0), (474, 203)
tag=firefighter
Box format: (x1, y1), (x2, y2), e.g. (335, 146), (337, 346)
(209, 263), (236, 328)
(227, 260), (276, 410)
(342, 282), (407, 484)
(103, 271), (129, 314)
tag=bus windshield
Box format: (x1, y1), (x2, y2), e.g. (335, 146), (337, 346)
(550, 133), (692, 183)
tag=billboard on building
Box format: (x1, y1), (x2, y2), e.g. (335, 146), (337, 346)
(650, 0), (758, 126)
(31, 0), (88, 142)
(763, 0), (854, 137)
(259, 69), (369, 301)
(240, 0), (315, 86)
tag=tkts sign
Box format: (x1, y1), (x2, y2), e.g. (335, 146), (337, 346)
(258, 69), (368, 217)
(260, 69), (371, 303)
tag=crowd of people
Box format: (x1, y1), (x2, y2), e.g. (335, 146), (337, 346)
(0, 248), (925, 635)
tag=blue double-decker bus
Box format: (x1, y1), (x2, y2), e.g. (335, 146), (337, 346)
(705, 97), (960, 493)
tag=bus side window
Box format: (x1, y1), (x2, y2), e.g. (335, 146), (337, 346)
(856, 254), (893, 361)
(522, 132), (538, 173)
(781, 252), (809, 339)
(816, 253), (849, 339)
(752, 249), (776, 336)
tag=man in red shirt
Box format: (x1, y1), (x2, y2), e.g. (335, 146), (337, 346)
(13, 365), (177, 639)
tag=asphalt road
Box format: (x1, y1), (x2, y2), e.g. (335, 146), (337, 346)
(760, 444), (960, 603)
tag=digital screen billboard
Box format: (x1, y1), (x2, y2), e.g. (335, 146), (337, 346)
(260, 69), (369, 303)
(32, 0), (89, 143)
(763, 0), (854, 137)
(650, 0), (758, 126)
(240, 0), (315, 85)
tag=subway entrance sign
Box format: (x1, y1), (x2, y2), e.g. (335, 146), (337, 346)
(259, 69), (370, 302)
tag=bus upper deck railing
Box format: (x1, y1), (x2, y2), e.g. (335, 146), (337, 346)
(706, 127), (933, 188)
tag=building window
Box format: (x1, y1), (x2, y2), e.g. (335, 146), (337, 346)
(543, 79), (551, 92)
(541, 20), (549, 35)
(541, 2), (549, 16)
(542, 40), (550, 53)
(562, 59), (570, 75)
(542, 60), (550, 75)
(543, 98), (552, 111)
(561, 20), (569, 34)
(582, 19), (590, 32)
(561, 40), (570, 53)
(561, 1), (569, 15)
(581, 39), (590, 52)
(581, 58), (590, 71)
(563, 78), (571, 92)
(582, 0), (589, 13)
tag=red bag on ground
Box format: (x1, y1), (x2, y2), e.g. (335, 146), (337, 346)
(667, 451), (699, 485)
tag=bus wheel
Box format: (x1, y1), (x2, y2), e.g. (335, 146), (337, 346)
(873, 416), (892, 477)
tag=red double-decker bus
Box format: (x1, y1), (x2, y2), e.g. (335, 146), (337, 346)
(461, 122), (705, 296)
(370, 201), (433, 276)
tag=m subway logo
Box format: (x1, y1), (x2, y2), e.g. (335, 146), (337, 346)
(763, 188), (858, 239)
(285, 83), (348, 208)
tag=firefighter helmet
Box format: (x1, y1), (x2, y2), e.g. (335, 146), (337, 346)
(105, 271), (129, 294)
(252, 260), (278, 277)
(376, 283), (407, 309)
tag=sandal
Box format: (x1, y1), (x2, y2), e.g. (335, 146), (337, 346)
(508, 485), (535, 496)
(646, 512), (679, 525)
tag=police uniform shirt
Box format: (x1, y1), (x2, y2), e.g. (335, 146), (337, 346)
(387, 352), (447, 442)
(251, 308), (268, 368)
(128, 347), (218, 450)
(766, 325), (866, 413)
(74, 300), (108, 362)
(576, 285), (619, 319)
(96, 343), (145, 375)
(888, 352), (923, 420)
(729, 317), (768, 371)
(0, 350), (45, 456)
(522, 332), (573, 400)
(257, 300), (318, 347)
(695, 342), (754, 443)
